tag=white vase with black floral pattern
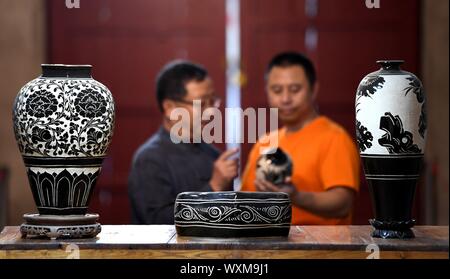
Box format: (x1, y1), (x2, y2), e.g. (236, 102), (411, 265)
(12, 64), (115, 217)
(355, 60), (426, 239)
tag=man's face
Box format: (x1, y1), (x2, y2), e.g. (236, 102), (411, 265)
(166, 77), (216, 140)
(266, 65), (316, 125)
(184, 77), (215, 131)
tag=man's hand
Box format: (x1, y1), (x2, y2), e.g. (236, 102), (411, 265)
(254, 177), (298, 199)
(209, 148), (239, 191)
(255, 177), (355, 219)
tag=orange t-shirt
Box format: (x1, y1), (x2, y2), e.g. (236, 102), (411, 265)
(241, 116), (360, 225)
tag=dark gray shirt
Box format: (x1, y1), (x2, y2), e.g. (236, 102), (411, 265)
(128, 127), (221, 224)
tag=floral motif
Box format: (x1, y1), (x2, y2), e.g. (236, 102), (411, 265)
(74, 88), (107, 118)
(86, 128), (104, 146)
(404, 76), (427, 138)
(419, 101), (427, 138)
(404, 76), (424, 103)
(12, 77), (115, 157)
(356, 75), (385, 114)
(404, 76), (427, 139)
(356, 120), (373, 152)
(378, 112), (421, 154)
(30, 126), (54, 151)
(26, 90), (58, 118)
(357, 75), (385, 98)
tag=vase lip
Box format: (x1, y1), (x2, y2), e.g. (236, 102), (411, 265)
(176, 191), (290, 200)
(376, 60), (404, 71)
(41, 64), (93, 78)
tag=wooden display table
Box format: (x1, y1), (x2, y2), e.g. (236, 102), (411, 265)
(0, 225), (448, 259)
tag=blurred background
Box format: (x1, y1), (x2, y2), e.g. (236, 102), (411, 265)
(0, 0), (448, 228)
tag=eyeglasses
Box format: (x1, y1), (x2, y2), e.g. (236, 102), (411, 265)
(174, 96), (221, 108)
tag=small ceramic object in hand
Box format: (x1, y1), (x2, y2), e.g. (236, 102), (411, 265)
(256, 147), (293, 186)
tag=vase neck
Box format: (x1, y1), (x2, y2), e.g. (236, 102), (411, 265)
(376, 60), (404, 71)
(41, 64), (92, 78)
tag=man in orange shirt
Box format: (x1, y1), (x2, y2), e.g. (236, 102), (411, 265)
(241, 52), (360, 225)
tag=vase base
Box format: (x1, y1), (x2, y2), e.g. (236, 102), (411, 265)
(20, 213), (101, 239)
(369, 219), (415, 239)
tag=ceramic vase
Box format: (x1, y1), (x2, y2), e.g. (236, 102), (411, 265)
(355, 60), (426, 239)
(12, 64), (115, 238)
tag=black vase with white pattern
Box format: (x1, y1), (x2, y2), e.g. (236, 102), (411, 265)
(12, 64), (115, 215)
(355, 60), (426, 239)
(175, 191), (291, 237)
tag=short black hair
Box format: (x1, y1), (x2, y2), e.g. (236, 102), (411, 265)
(266, 51), (317, 86)
(156, 60), (208, 112)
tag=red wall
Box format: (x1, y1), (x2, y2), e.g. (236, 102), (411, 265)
(48, 0), (421, 224)
(240, 0), (421, 224)
(48, 0), (226, 223)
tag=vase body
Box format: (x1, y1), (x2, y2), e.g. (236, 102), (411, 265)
(355, 60), (426, 238)
(12, 64), (115, 216)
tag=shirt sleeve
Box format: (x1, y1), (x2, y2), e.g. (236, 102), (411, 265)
(319, 131), (360, 192)
(128, 154), (176, 224)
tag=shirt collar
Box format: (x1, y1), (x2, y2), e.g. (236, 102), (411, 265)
(159, 126), (202, 152)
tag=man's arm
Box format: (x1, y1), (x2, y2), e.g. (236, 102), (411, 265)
(291, 187), (355, 218)
(255, 179), (355, 219)
(128, 156), (176, 224)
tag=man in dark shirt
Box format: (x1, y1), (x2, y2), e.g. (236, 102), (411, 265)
(128, 60), (238, 224)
